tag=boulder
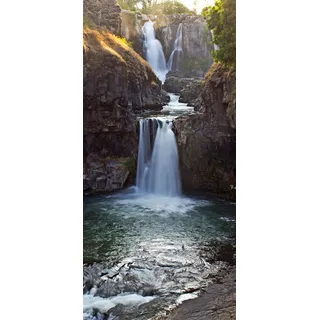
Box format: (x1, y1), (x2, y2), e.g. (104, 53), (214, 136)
(163, 76), (196, 94)
(83, 155), (132, 194)
(179, 80), (203, 106)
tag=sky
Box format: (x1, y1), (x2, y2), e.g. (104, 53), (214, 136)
(183, 0), (215, 13)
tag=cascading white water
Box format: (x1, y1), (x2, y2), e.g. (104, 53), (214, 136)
(142, 20), (168, 83)
(136, 119), (153, 191)
(136, 118), (181, 197)
(167, 23), (183, 72)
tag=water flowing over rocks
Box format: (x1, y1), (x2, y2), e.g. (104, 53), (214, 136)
(136, 119), (181, 196)
(174, 64), (236, 200)
(119, 12), (213, 77)
(142, 20), (168, 83)
(83, 0), (168, 194)
(155, 14), (213, 77)
(83, 236), (235, 320)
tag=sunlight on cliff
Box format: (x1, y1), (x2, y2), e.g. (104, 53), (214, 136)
(83, 26), (154, 76)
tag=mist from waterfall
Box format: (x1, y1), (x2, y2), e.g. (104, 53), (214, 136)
(136, 118), (181, 197)
(142, 20), (168, 83)
(167, 23), (183, 72)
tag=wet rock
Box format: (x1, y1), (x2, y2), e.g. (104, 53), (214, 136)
(174, 63), (236, 200)
(155, 15), (213, 77)
(83, 155), (130, 194)
(163, 76), (196, 94)
(83, 263), (106, 293)
(162, 89), (171, 104)
(83, 4), (165, 194)
(179, 80), (203, 106)
(156, 267), (236, 320)
(200, 239), (236, 266)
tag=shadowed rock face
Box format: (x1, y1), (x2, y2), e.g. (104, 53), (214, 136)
(179, 80), (203, 106)
(83, 1), (166, 194)
(163, 76), (196, 94)
(120, 10), (149, 56)
(174, 64), (236, 200)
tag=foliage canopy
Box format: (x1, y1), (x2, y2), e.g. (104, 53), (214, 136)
(117, 0), (194, 15)
(202, 0), (236, 68)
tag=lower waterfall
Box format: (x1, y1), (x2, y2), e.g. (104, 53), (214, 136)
(136, 118), (181, 197)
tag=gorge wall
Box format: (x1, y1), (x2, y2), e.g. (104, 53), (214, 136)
(155, 14), (213, 77)
(119, 12), (213, 78)
(174, 64), (236, 200)
(84, 0), (122, 35)
(120, 10), (148, 56)
(83, 1), (234, 197)
(83, 0), (164, 194)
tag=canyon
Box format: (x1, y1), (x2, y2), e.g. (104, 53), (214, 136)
(83, 0), (236, 199)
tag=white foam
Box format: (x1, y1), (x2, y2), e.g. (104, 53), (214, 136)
(161, 94), (194, 116)
(110, 293), (155, 305)
(83, 294), (116, 314)
(114, 195), (210, 215)
(219, 217), (236, 222)
(83, 293), (155, 317)
(176, 293), (198, 305)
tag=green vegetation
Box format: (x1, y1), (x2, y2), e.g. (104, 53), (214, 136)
(117, 0), (195, 15)
(202, 0), (236, 68)
(144, 1), (195, 15)
(115, 36), (133, 48)
(117, 0), (139, 11)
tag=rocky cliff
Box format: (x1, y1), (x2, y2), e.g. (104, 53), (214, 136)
(120, 10), (149, 56)
(155, 14), (213, 77)
(119, 12), (213, 78)
(174, 63), (236, 200)
(84, 0), (122, 35)
(179, 79), (203, 106)
(83, 0), (165, 194)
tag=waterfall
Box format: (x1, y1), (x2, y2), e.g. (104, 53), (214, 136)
(167, 23), (183, 72)
(136, 118), (181, 197)
(142, 20), (168, 83)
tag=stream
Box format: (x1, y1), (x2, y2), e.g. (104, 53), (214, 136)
(83, 94), (236, 320)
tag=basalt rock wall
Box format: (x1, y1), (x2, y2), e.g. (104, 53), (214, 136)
(83, 0), (166, 194)
(174, 64), (236, 200)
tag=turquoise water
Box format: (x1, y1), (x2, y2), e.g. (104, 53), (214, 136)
(83, 188), (235, 319)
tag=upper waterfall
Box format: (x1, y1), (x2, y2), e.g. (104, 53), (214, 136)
(167, 23), (183, 72)
(142, 20), (168, 83)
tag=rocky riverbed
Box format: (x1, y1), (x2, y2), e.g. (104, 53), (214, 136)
(83, 192), (235, 320)
(155, 266), (236, 320)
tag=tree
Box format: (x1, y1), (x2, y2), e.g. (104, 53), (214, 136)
(202, 0), (236, 68)
(117, 0), (140, 11)
(144, 0), (194, 15)
(117, 0), (193, 15)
